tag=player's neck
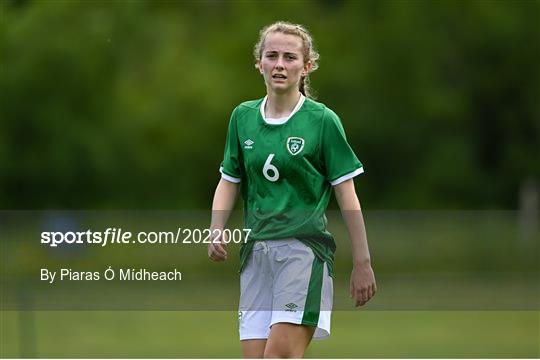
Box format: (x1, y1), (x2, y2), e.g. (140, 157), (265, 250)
(265, 91), (302, 119)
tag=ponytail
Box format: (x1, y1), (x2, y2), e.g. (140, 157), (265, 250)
(299, 75), (315, 99)
(299, 76), (306, 97)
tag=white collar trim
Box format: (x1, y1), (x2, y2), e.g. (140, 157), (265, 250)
(260, 94), (305, 125)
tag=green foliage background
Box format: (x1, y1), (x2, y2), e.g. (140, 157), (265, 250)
(1, 0), (538, 209)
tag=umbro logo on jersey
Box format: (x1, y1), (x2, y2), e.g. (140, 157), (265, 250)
(287, 137), (305, 155)
(285, 303), (299, 312)
(244, 139), (254, 149)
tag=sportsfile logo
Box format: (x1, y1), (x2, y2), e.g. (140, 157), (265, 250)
(285, 303), (298, 312)
(244, 139), (254, 149)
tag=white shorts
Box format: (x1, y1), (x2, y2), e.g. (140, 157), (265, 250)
(238, 238), (333, 341)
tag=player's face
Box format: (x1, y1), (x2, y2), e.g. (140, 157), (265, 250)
(258, 32), (312, 95)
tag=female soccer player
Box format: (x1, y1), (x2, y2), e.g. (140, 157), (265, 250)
(208, 21), (376, 358)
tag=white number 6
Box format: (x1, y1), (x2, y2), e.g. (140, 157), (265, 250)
(263, 154), (279, 182)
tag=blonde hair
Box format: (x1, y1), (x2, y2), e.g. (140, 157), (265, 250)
(254, 21), (320, 99)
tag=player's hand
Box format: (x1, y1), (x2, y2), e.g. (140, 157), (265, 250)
(207, 228), (228, 262)
(350, 262), (377, 307)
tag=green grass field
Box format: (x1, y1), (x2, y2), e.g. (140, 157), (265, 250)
(1, 310), (538, 357)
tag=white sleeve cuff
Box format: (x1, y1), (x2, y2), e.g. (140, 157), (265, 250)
(220, 167), (241, 183)
(330, 167), (364, 186)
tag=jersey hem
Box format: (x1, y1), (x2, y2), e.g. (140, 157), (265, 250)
(219, 166), (241, 183)
(330, 167), (364, 186)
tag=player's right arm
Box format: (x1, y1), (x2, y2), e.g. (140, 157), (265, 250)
(208, 178), (239, 261)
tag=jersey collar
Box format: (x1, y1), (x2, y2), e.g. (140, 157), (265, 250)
(260, 94), (306, 125)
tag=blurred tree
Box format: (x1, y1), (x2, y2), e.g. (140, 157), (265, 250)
(0, 0), (538, 209)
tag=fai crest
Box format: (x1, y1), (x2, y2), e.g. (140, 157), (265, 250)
(286, 137), (305, 156)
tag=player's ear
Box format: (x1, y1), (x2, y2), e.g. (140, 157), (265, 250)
(256, 61), (263, 74)
(303, 60), (313, 76)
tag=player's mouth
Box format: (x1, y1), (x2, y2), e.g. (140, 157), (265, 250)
(272, 74), (287, 80)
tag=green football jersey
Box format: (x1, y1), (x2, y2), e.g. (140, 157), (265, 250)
(220, 96), (363, 276)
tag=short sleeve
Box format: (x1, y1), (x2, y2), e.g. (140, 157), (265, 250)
(220, 107), (242, 183)
(321, 108), (364, 186)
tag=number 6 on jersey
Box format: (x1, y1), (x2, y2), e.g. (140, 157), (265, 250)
(263, 154), (279, 182)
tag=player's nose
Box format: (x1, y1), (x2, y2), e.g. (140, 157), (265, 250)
(275, 55), (285, 70)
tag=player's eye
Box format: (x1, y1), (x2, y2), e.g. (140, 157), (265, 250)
(286, 55), (297, 60)
(265, 53), (277, 58)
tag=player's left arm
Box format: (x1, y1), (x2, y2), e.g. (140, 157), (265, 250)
(334, 179), (377, 307)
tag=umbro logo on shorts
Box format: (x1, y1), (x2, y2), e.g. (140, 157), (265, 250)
(285, 303), (299, 312)
(244, 139), (254, 149)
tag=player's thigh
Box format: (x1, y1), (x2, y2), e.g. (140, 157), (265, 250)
(263, 322), (315, 358)
(241, 339), (266, 359)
